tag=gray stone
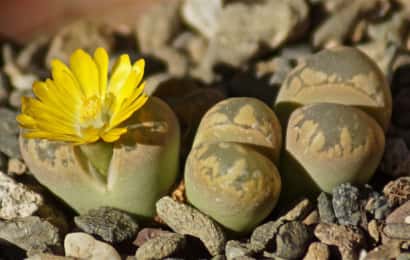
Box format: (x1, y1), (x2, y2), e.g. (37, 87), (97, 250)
(314, 223), (365, 260)
(225, 240), (254, 260)
(250, 220), (285, 252)
(317, 192), (336, 224)
(64, 232), (121, 260)
(383, 223), (410, 240)
(135, 233), (186, 260)
(303, 242), (330, 260)
(0, 216), (60, 256)
(383, 177), (410, 207)
(74, 207), (138, 243)
(134, 228), (174, 247)
(332, 183), (361, 226)
(156, 196), (226, 256)
(0, 108), (20, 158)
(0, 171), (43, 220)
(365, 195), (392, 220)
(275, 221), (311, 259)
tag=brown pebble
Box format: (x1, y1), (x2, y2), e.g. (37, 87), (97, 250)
(303, 210), (319, 226)
(280, 198), (313, 222)
(383, 223), (410, 240)
(386, 201), (410, 224)
(303, 242), (330, 260)
(133, 228), (174, 247)
(368, 219), (380, 243)
(383, 177), (410, 207)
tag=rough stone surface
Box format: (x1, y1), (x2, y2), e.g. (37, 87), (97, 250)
(303, 210), (319, 226)
(303, 242), (330, 260)
(279, 198), (313, 222)
(386, 200), (410, 224)
(0, 216), (60, 256)
(0, 108), (20, 158)
(332, 183), (361, 226)
(26, 254), (76, 260)
(365, 195), (392, 220)
(0, 171), (43, 220)
(225, 240), (254, 260)
(383, 177), (410, 207)
(64, 232), (121, 260)
(275, 221), (311, 259)
(135, 233), (186, 260)
(317, 192), (336, 224)
(365, 241), (402, 260)
(314, 223), (365, 260)
(74, 207), (138, 243)
(250, 220), (284, 252)
(383, 223), (410, 240)
(156, 196), (226, 256)
(133, 228), (174, 247)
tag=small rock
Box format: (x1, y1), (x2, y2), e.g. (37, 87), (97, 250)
(133, 228), (174, 247)
(0, 216), (60, 256)
(135, 233), (186, 260)
(303, 210), (319, 226)
(0, 171), (43, 220)
(332, 183), (361, 226)
(181, 0), (222, 39)
(303, 242), (330, 260)
(156, 196), (226, 256)
(64, 232), (121, 260)
(314, 223), (366, 260)
(383, 177), (410, 207)
(279, 198), (313, 222)
(0, 108), (20, 158)
(225, 240), (255, 260)
(317, 192), (336, 224)
(250, 220), (285, 252)
(383, 223), (410, 240)
(365, 241), (402, 260)
(365, 195), (392, 220)
(386, 200), (410, 224)
(26, 254), (76, 260)
(7, 158), (27, 175)
(74, 207), (138, 243)
(275, 221), (311, 259)
(368, 219), (380, 243)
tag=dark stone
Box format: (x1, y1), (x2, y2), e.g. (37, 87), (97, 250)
(332, 183), (361, 226)
(317, 192), (336, 224)
(275, 221), (311, 259)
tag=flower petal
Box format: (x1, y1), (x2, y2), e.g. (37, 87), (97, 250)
(101, 128), (128, 142)
(70, 49), (99, 98)
(94, 47), (109, 98)
(108, 54), (131, 94)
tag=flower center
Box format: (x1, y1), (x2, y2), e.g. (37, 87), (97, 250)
(80, 96), (102, 123)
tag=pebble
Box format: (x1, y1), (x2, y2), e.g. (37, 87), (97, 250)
(332, 183), (361, 226)
(156, 196), (226, 256)
(275, 221), (311, 259)
(0, 171), (43, 219)
(0, 216), (60, 256)
(317, 192), (336, 224)
(368, 219), (380, 243)
(386, 200), (410, 224)
(303, 242), (330, 260)
(225, 240), (254, 260)
(74, 207), (138, 243)
(26, 254), (76, 260)
(279, 198), (313, 222)
(250, 220), (284, 252)
(314, 223), (365, 260)
(383, 223), (410, 240)
(303, 210), (319, 226)
(64, 232), (121, 260)
(134, 228), (174, 247)
(365, 241), (402, 259)
(0, 108), (20, 158)
(7, 158), (27, 175)
(383, 177), (410, 207)
(365, 195), (392, 220)
(135, 233), (186, 260)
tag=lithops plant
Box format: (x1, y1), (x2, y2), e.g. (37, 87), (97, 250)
(185, 98), (282, 233)
(17, 48), (180, 219)
(281, 103), (385, 200)
(275, 46), (392, 131)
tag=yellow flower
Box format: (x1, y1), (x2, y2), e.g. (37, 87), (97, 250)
(17, 48), (148, 144)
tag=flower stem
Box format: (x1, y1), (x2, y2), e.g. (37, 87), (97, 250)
(79, 141), (113, 177)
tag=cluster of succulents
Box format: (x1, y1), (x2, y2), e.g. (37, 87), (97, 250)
(275, 46), (392, 201)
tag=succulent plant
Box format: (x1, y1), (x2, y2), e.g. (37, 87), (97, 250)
(184, 98), (282, 233)
(280, 103), (385, 201)
(20, 97), (180, 218)
(275, 46), (392, 131)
